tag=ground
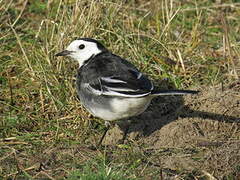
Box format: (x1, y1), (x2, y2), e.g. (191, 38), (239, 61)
(0, 0), (240, 179)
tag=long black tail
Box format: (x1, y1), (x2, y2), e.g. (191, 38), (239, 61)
(151, 89), (199, 96)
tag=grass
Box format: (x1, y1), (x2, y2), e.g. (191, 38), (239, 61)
(0, 0), (240, 179)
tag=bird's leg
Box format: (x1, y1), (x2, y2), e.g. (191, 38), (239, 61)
(97, 121), (110, 147)
(121, 124), (129, 144)
(118, 120), (130, 144)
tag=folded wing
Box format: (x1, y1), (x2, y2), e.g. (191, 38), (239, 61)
(85, 69), (153, 97)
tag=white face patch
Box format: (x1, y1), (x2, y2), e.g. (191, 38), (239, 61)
(65, 40), (102, 67)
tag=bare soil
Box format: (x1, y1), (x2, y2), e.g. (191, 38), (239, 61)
(103, 82), (240, 178)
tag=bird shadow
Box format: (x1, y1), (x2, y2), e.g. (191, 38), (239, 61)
(118, 95), (240, 138)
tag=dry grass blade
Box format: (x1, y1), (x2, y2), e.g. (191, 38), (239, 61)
(9, 24), (35, 76)
(220, 13), (238, 79)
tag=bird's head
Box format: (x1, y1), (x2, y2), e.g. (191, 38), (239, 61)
(55, 38), (107, 67)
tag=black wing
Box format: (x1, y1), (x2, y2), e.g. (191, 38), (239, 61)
(81, 52), (153, 97)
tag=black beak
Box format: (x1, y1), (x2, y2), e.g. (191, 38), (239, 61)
(55, 50), (73, 56)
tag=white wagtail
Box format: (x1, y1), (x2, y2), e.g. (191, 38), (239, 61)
(55, 38), (198, 145)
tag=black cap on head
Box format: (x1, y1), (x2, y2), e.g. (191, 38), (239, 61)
(77, 38), (107, 52)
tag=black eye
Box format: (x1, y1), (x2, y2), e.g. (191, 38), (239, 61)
(79, 44), (85, 49)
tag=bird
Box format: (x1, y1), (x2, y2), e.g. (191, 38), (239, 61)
(55, 38), (199, 146)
